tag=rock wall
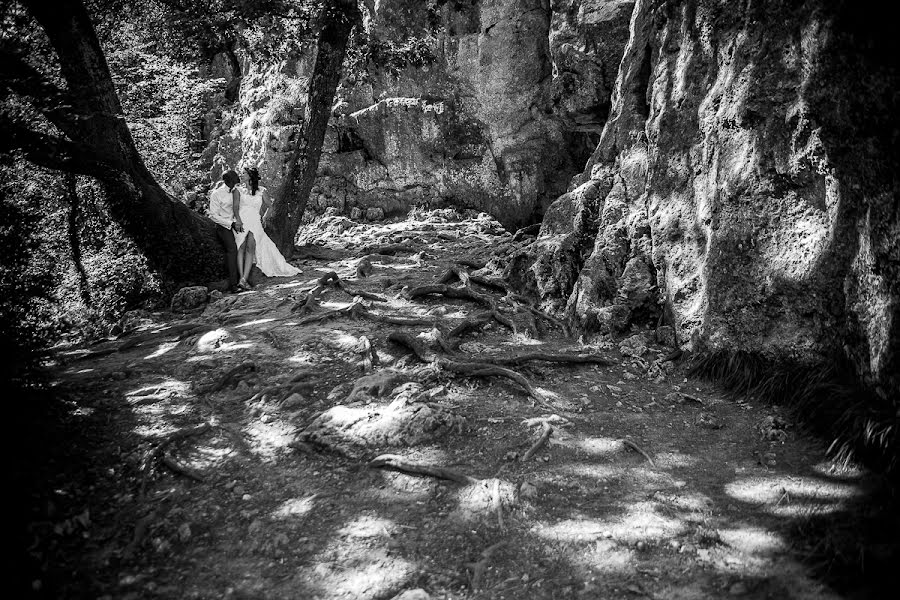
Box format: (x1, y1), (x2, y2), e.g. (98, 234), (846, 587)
(202, 0), (634, 230)
(516, 0), (899, 398)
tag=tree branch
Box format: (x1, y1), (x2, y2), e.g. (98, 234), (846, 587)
(1, 119), (118, 178)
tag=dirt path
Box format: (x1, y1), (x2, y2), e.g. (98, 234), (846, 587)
(23, 210), (884, 599)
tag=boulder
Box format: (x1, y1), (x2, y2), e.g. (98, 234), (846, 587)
(171, 286), (208, 313)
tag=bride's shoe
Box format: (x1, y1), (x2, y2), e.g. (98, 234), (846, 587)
(238, 279), (250, 290)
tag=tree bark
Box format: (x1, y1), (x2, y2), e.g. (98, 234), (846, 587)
(64, 174), (92, 306)
(267, 0), (360, 255)
(10, 0), (227, 284)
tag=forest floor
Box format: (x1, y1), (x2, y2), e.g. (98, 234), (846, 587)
(18, 209), (896, 600)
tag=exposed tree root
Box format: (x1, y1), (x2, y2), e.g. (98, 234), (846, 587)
(197, 361), (257, 394)
(355, 256), (373, 278)
(621, 438), (655, 467)
(140, 423), (212, 494)
(388, 332), (555, 409)
(296, 300), (438, 327)
(359, 242), (415, 256)
(403, 283), (495, 307)
(368, 453), (479, 485)
(492, 478), (505, 529)
(485, 352), (612, 367)
(521, 422), (553, 462)
(160, 454), (206, 482)
(456, 258), (487, 270)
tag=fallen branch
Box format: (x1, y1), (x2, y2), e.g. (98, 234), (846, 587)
(521, 422), (553, 462)
(621, 438), (655, 467)
(368, 454), (479, 485)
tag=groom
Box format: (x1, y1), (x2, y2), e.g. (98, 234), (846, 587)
(208, 170), (244, 293)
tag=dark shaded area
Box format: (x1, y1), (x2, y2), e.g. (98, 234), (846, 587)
(689, 349), (900, 597)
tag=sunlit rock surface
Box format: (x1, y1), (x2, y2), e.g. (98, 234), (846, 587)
(518, 0), (899, 397)
(206, 0), (633, 230)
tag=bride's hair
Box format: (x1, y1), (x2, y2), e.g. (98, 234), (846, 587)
(246, 167), (261, 195)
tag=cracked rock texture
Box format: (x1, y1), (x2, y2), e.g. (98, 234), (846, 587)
(205, 0), (633, 230)
(515, 0), (899, 398)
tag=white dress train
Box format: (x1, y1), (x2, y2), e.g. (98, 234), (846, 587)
(233, 186), (301, 277)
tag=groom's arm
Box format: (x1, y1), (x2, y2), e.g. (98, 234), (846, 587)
(231, 188), (244, 232)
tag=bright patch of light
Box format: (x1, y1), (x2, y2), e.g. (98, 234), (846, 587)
(307, 547), (416, 598)
(560, 462), (623, 481)
(272, 495), (318, 520)
(718, 527), (787, 555)
(563, 437), (624, 457)
(144, 341), (179, 359)
(502, 335), (544, 346)
(337, 515), (396, 539)
(576, 539), (636, 574)
(243, 419), (296, 461)
(654, 451), (701, 469)
(287, 352), (319, 365)
(235, 318), (277, 328)
(724, 475), (862, 517)
(533, 519), (609, 542)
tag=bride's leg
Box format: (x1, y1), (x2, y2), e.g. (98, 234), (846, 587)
(237, 240), (248, 287)
(241, 233), (255, 286)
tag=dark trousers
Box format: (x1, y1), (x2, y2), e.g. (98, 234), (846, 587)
(215, 224), (239, 287)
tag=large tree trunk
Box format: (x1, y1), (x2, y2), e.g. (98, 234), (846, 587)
(267, 0), (359, 255)
(10, 0), (226, 284)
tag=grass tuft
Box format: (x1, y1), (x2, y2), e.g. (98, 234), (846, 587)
(688, 350), (899, 478)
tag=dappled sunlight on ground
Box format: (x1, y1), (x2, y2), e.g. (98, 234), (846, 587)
(143, 341), (179, 359)
(271, 495), (319, 520)
(242, 419), (296, 461)
(235, 318), (278, 328)
(36, 210), (895, 600)
(724, 474), (863, 517)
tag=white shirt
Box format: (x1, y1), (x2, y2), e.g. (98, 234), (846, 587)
(208, 182), (237, 229)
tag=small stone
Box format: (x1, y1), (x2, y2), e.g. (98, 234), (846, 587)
(636, 541), (646, 551)
(728, 582), (748, 596)
(177, 523), (191, 542)
(242, 494), (252, 501)
(281, 393), (305, 409)
(520, 481), (539, 498)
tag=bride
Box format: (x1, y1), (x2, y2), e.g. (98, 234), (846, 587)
(233, 167), (301, 288)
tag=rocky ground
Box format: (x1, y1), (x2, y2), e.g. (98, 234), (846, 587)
(19, 209), (893, 600)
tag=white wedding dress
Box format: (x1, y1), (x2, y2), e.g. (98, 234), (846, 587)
(233, 186), (301, 278)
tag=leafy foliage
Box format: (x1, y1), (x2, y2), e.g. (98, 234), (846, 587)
(0, 163), (60, 382)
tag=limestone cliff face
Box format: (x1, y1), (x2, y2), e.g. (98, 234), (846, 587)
(204, 0), (633, 229)
(518, 0), (899, 398)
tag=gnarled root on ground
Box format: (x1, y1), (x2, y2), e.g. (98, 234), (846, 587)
(368, 453), (478, 485)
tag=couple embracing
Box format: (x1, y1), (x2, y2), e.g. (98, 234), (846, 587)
(209, 168), (301, 293)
